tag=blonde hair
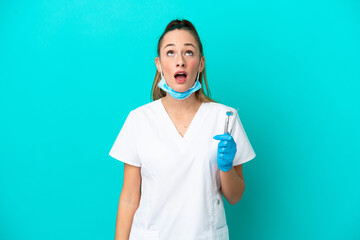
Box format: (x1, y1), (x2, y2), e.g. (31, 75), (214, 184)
(151, 19), (215, 103)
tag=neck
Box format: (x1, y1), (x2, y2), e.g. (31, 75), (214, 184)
(161, 93), (201, 112)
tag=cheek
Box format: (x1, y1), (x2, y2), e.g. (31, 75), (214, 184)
(162, 61), (173, 73)
(187, 60), (198, 71)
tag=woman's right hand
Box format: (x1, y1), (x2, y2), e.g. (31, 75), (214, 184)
(213, 133), (237, 172)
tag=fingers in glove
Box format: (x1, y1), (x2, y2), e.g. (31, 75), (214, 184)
(218, 140), (229, 148)
(213, 134), (233, 141)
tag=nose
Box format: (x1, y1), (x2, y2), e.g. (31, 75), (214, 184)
(176, 54), (186, 68)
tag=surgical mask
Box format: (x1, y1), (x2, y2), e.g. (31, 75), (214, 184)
(157, 63), (202, 100)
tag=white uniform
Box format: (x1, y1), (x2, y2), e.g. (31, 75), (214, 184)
(109, 98), (256, 240)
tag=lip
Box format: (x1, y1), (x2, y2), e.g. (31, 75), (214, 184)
(174, 71), (188, 77)
(174, 71), (188, 84)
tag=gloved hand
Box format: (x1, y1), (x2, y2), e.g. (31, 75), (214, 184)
(213, 133), (237, 172)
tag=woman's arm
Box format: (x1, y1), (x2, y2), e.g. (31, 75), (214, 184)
(115, 163), (141, 240)
(219, 164), (245, 205)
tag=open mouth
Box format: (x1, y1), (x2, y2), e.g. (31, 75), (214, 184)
(174, 71), (188, 83)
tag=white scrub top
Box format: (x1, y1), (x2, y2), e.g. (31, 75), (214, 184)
(109, 98), (256, 240)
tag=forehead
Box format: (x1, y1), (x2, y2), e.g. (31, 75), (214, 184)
(161, 29), (198, 48)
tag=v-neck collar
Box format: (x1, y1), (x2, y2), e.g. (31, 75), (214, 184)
(157, 98), (206, 143)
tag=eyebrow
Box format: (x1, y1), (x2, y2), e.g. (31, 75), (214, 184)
(184, 43), (196, 48)
(164, 43), (196, 49)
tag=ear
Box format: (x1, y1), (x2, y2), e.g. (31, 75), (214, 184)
(200, 56), (205, 72)
(155, 57), (161, 73)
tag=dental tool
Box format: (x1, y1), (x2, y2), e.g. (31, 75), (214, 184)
(224, 109), (239, 135)
(224, 111), (233, 134)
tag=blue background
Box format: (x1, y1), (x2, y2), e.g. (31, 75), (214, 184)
(1, 0), (359, 239)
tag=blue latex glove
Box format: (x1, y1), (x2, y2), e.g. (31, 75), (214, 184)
(213, 133), (237, 172)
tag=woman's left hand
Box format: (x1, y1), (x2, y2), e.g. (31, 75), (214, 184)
(213, 133), (237, 172)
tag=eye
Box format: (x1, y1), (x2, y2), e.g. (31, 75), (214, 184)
(185, 50), (194, 56)
(167, 50), (174, 56)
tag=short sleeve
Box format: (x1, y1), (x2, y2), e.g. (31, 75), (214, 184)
(229, 112), (256, 166)
(109, 111), (141, 167)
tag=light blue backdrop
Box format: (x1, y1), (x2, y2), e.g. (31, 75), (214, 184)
(1, 0), (359, 239)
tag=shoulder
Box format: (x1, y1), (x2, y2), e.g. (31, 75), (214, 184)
(204, 101), (237, 114)
(128, 99), (161, 118)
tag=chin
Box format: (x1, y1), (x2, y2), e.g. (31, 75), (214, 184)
(173, 86), (191, 93)
(171, 82), (195, 92)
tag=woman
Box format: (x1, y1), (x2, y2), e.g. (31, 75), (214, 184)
(109, 19), (256, 240)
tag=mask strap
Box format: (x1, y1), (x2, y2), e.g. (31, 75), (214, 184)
(196, 62), (202, 81)
(159, 62), (165, 79)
